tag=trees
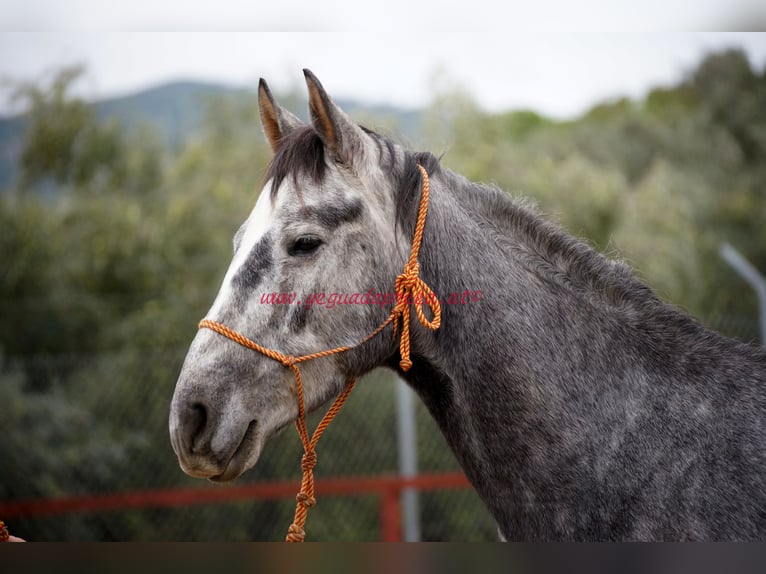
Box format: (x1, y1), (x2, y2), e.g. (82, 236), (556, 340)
(423, 49), (766, 341)
(12, 66), (161, 195)
(2, 49), (764, 540)
(1, 72), (442, 541)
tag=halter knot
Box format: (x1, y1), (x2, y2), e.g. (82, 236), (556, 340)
(296, 492), (317, 508)
(286, 524), (306, 542)
(392, 261), (441, 372)
(301, 450), (317, 472)
(399, 261), (420, 283)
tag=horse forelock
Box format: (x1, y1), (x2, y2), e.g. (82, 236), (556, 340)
(265, 127), (327, 202)
(263, 122), (442, 241)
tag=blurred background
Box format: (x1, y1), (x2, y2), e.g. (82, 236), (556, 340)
(1, 6), (766, 540)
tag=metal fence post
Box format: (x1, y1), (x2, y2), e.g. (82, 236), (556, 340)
(719, 242), (766, 345)
(396, 377), (421, 541)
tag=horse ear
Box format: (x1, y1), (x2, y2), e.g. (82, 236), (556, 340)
(303, 69), (366, 164)
(258, 78), (303, 152)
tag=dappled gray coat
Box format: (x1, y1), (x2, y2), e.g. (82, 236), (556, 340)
(170, 70), (766, 541)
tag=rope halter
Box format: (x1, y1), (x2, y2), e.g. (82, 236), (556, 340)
(198, 163), (440, 541)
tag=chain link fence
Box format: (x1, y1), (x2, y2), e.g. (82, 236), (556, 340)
(3, 308), (759, 541)
(1, 343), (498, 541)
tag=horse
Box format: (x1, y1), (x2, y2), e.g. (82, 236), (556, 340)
(169, 69), (766, 541)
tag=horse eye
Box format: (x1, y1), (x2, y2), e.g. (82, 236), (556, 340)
(288, 236), (323, 256)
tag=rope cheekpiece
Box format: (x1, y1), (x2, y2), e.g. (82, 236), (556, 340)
(198, 164), (440, 542)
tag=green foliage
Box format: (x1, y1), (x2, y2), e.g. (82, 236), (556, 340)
(424, 49), (766, 336)
(2, 48), (765, 540)
(12, 66), (162, 195)
(1, 74), (485, 541)
(13, 66), (93, 189)
(691, 49), (766, 166)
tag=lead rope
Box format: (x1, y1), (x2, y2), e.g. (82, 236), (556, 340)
(198, 163), (440, 542)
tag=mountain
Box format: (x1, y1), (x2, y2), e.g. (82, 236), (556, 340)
(0, 114), (23, 189)
(94, 80), (249, 149)
(0, 80), (423, 189)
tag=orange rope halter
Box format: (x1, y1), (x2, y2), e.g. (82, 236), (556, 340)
(198, 163), (440, 542)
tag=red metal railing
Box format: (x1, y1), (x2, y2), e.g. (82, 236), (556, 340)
(0, 471), (471, 541)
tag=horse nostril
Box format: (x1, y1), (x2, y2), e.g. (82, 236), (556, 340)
(189, 402), (208, 452)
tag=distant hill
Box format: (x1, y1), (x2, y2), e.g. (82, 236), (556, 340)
(94, 80), (249, 149)
(0, 114), (23, 189)
(0, 80), (423, 189)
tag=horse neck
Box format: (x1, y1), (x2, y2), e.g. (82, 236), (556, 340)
(391, 165), (766, 541)
(393, 167), (664, 533)
(400, 167), (624, 399)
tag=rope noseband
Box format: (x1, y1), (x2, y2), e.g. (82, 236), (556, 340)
(198, 164), (440, 541)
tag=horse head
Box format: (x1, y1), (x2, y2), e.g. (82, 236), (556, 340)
(169, 71), (413, 481)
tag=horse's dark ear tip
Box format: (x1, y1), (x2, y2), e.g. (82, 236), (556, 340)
(303, 69), (319, 85)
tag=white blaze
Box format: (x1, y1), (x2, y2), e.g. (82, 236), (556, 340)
(207, 181), (276, 319)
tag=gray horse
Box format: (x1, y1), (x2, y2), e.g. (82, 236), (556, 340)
(169, 70), (766, 541)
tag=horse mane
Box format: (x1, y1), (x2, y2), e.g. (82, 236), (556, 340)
(389, 150), (669, 317)
(261, 124), (662, 317)
(457, 179), (662, 314)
